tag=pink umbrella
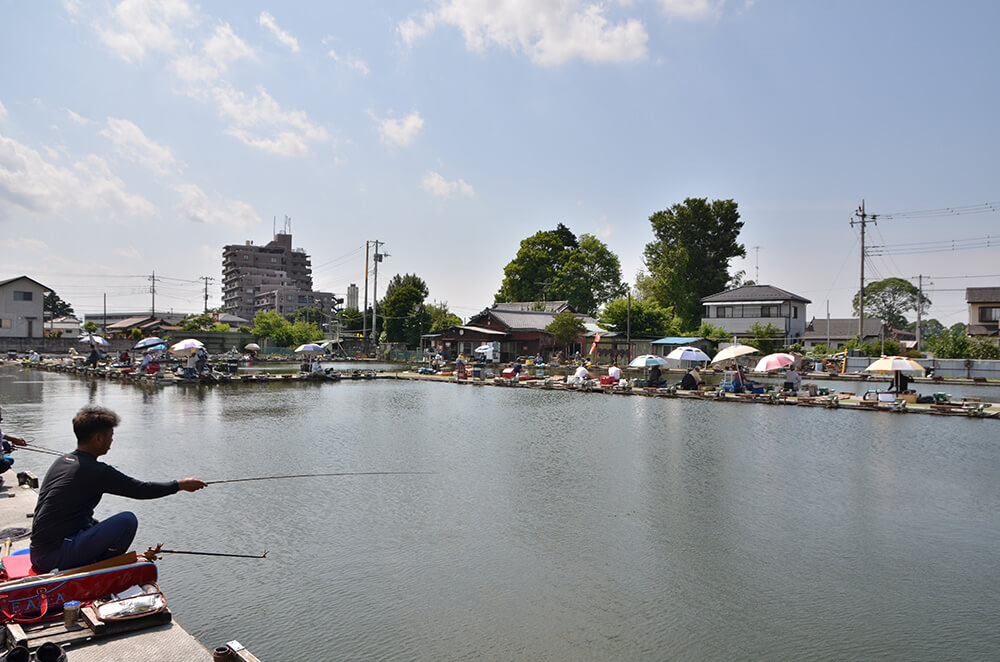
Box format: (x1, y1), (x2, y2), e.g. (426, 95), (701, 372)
(753, 352), (795, 372)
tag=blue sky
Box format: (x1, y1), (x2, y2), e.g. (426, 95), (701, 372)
(1, 0), (998, 327)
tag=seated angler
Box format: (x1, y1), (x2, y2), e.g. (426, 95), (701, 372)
(30, 406), (206, 573)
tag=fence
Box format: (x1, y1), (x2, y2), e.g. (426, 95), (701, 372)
(843, 356), (1000, 381)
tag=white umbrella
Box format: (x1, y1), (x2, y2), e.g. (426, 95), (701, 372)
(665, 346), (711, 362)
(628, 354), (670, 368)
(753, 352), (795, 372)
(865, 355), (925, 374)
(473, 345), (493, 354)
(711, 344), (758, 364)
(134, 336), (164, 350)
(294, 343), (325, 354)
(79, 334), (109, 346)
(244, 343), (261, 351)
(169, 338), (205, 357)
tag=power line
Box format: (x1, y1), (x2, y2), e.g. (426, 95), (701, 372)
(868, 235), (996, 256)
(877, 200), (1000, 220)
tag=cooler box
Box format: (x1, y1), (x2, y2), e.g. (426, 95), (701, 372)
(502, 368), (516, 379)
(599, 376), (616, 386)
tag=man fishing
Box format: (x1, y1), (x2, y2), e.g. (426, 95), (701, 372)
(29, 406), (206, 573)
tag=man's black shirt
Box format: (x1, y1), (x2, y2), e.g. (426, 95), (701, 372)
(30, 449), (178, 554)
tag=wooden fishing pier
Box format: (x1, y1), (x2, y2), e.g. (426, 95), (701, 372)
(0, 478), (259, 661)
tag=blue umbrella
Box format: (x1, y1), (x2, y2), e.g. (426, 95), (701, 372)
(134, 336), (165, 350)
(628, 354), (669, 368)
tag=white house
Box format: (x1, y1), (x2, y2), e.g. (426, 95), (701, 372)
(0, 276), (52, 339)
(700, 284), (810, 341)
(46, 315), (82, 339)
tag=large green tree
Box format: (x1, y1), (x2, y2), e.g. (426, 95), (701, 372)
(852, 277), (930, 329)
(339, 307), (364, 333)
(380, 274), (430, 348)
(642, 198), (745, 330)
(598, 297), (677, 338)
(44, 292), (74, 317)
(495, 224), (623, 315)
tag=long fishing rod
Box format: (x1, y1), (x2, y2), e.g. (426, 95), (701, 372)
(143, 544), (266, 560)
(16, 445), (64, 457)
(205, 471), (436, 485)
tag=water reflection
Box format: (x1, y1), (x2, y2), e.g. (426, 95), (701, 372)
(1, 368), (998, 660)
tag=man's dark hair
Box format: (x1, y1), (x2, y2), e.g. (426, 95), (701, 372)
(73, 406), (120, 443)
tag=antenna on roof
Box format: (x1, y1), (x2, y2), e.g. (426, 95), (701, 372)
(272, 216), (276, 238)
(284, 215), (292, 234)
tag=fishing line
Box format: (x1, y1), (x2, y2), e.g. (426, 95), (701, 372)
(159, 548), (267, 559)
(17, 446), (64, 457)
(205, 471), (436, 485)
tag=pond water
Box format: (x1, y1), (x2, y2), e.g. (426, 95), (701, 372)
(2, 365), (998, 660)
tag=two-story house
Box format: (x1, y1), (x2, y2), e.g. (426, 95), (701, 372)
(0, 276), (51, 338)
(966, 287), (1000, 338)
(701, 284), (810, 342)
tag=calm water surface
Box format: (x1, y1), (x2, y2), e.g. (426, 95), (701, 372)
(1, 365), (997, 660)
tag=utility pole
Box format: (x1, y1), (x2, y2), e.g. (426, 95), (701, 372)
(626, 291), (632, 362)
(371, 241), (387, 351)
(826, 300), (830, 348)
(916, 274), (924, 352)
(103, 293), (107, 335)
(199, 276), (214, 314)
(850, 200), (877, 340)
(752, 246), (760, 283)
(148, 271), (158, 317)
(362, 241), (369, 352)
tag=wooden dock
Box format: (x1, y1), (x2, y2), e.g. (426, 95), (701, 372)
(0, 478), (259, 661)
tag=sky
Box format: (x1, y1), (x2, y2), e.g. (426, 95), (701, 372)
(1, 0), (998, 327)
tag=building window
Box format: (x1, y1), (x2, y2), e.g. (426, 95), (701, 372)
(760, 305), (780, 318)
(980, 306), (1000, 322)
(0, 319), (10, 328)
(743, 305), (760, 317)
(717, 306), (732, 318)
(243, 255), (249, 260)
(271, 257), (278, 263)
(793, 306), (798, 319)
(13, 291), (32, 301)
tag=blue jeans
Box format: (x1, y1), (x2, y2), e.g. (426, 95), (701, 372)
(30, 512), (138, 572)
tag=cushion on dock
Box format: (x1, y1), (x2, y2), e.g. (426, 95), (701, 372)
(1, 553), (38, 579)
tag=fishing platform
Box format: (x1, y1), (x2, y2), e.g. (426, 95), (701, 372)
(0, 476), (259, 661)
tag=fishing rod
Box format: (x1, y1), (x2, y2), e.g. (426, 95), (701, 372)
(205, 471), (436, 485)
(16, 445), (64, 457)
(142, 544), (266, 560)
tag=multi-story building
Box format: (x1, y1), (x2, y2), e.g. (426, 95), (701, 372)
(347, 283), (359, 310)
(222, 232), (336, 322)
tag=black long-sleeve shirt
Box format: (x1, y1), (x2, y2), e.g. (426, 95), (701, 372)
(30, 449), (178, 554)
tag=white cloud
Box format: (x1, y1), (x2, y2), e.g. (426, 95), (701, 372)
(197, 84), (329, 157)
(657, 0), (722, 19)
(174, 183), (261, 229)
(0, 134), (155, 219)
(374, 111), (424, 147)
(259, 11), (299, 53)
(328, 49), (370, 76)
(97, 0), (194, 62)
(172, 22), (254, 82)
(99, 117), (179, 175)
(0, 100), (7, 122)
(420, 171), (474, 198)
(116, 246), (142, 259)
(0, 238), (48, 250)
(66, 109), (90, 125)
(399, 0), (647, 66)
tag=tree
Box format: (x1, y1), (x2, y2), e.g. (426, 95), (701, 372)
(285, 307), (326, 325)
(642, 198), (746, 330)
(83, 321), (98, 333)
(745, 322), (783, 355)
(905, 318), (946, 342)
(425, 301), (462, 332)
(926, 325), (971, 359)
(495, 224), (624, 315)
(289, 320), (323, 346)
(252, 311), (295, 346)
(44, 292), (74, 317)
(970, 337), (1000, 360)
(545, 312), (585, 353)
(339, 307), (364, 333)
(380, 274), (430, 348)
(852, 277), (930, 330)
(697, 321), (731, 344)
(598, 297), (677, 338)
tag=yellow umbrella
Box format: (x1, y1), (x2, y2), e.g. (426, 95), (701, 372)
(864, 356), (925, 374)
